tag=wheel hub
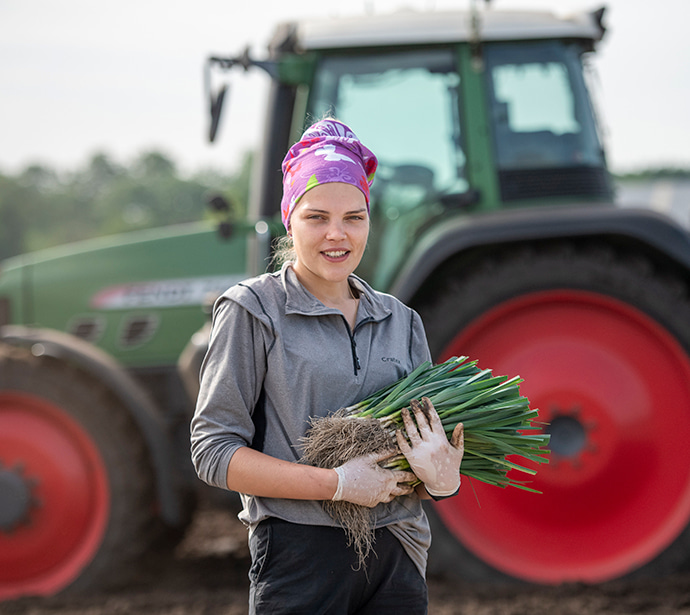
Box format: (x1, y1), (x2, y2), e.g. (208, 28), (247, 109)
(0, 463), (38, 532)
(545, 410), (587, 458)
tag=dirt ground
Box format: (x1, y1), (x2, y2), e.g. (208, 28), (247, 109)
(2, 505), (690, 615)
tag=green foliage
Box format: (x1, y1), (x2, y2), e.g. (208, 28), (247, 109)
(0, 173), (47, 259)
(614, 166), (690, 181)
(0, 151), (252, 260)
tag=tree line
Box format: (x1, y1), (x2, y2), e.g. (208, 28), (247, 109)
(1, 154), (687, 263)
(0, 151), (252, 261)
(615, 167), (690, 181)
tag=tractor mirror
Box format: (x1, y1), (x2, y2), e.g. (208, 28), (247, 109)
(209, 85), (227, 143)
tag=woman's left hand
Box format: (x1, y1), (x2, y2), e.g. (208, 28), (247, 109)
(396, 397), (464, 498)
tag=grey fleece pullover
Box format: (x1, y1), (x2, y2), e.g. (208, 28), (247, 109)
(190, 262), (433, 575)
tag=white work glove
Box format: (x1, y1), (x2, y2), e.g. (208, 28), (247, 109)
(332, 451), (416, 508)
(396, 397), (464, 498)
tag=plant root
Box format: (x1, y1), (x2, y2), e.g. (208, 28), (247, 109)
(301, 411), (398, 567)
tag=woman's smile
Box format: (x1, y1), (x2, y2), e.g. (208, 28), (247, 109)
(322, 249), (350, 260)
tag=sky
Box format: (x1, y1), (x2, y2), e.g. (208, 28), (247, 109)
(1, 0), (689, 178)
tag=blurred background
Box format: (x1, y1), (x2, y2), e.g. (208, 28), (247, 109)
(1, 0), (689, 260)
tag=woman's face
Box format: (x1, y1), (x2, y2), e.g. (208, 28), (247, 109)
(289, 182), (369, 291)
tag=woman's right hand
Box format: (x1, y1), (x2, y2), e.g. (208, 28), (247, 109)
(332, 451), (416, 508)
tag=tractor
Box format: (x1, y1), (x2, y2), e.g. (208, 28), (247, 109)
(3, 4), (690, 598)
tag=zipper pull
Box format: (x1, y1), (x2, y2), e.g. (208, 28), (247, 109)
(351, 337), (361, 375)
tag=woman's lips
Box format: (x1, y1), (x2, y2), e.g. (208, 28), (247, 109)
(322, 249), (350, 261)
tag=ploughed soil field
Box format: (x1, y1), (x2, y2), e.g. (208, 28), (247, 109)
(2, 504), (690, 615)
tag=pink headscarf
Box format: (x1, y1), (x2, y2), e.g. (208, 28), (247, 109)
(280, 119), (378, 231)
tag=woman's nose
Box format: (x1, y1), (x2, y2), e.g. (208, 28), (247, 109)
(325, 220), (346, 239)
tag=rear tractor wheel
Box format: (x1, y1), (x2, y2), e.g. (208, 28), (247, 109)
(0, 343), (157, 599)
(420, 244), (690, 585)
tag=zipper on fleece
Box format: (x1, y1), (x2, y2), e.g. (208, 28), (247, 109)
(343, 316), (373, 376)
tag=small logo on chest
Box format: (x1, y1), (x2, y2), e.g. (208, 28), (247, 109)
(381, 357), (401, 365)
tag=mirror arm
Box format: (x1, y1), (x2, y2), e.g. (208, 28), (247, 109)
(204, 50), (280, 143)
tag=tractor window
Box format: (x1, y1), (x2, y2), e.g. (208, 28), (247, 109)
(485, 41), (605, 171)
(309, 49), (467, 213)
(492, 62), (578, 136)
(484, 41), (611, 202)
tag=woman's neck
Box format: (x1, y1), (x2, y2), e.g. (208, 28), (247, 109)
(290, 263), (351, 304)
(292, 266), (359, 327)
(302, 277), (353, 307)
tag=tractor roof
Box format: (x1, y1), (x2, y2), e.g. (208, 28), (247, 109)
(272, 7), (606, 52)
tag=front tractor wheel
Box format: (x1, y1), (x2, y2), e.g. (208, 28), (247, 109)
(0, 344), (156, 599)
(420, 245), (690, 585)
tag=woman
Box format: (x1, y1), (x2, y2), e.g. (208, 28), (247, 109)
(191, 119), (464, 614)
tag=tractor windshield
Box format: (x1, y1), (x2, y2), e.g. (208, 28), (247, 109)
(309, 48), (464, 283)
(309, 49), (466, 207)
(484, 41), (612, 201)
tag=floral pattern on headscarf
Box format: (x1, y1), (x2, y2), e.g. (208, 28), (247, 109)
(280, 119), (378, 230)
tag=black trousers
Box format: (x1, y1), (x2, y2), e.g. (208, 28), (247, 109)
(248, 518), (428, 615)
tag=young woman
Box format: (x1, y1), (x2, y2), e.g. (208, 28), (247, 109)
(191, 119), (464, 614)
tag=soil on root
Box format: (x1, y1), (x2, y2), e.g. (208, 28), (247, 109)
(2, 504), (690, 615)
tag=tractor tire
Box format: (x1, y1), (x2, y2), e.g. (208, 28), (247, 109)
(0, 343), (157, 599)
(419, 242), (690, 585)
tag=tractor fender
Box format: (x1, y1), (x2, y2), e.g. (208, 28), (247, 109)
(0, 324), (184, 527)
(391, 204), (690, 303)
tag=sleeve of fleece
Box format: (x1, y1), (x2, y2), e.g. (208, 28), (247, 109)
(190, 298), (268, 490)
(411, 309), (433, 366)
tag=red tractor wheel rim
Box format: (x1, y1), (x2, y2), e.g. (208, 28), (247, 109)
(0, 392), (109, 598)
(435, 290), (690, 584)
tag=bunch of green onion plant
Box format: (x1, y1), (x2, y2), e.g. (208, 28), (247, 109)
(301, 356), (550, 565)
(339, 355), (551, 493)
